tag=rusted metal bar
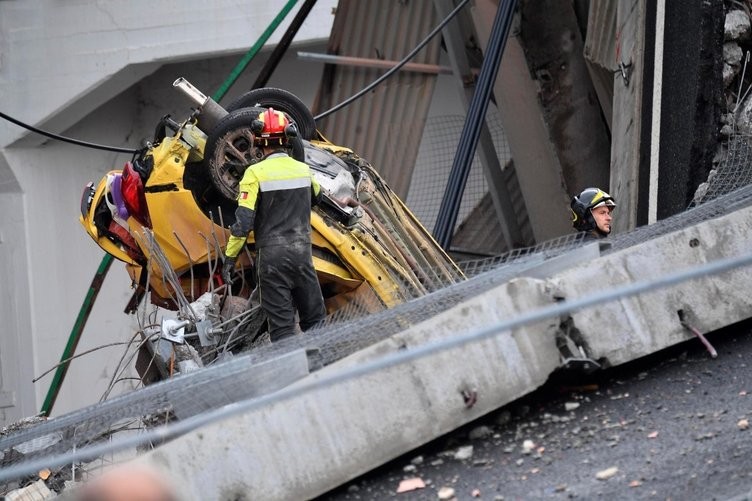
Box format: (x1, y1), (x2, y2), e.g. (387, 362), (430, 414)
(678, 310), (718, 358)
(297, 51), (453, 75)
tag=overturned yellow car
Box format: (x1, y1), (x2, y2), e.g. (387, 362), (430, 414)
(80, 78), (462, 379)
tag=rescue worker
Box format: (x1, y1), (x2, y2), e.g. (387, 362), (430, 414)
(570, 187), (616, 240)
(221, 108), (326, 342)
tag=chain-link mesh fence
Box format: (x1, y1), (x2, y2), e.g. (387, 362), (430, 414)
(407, 109), (522, 257)
(3, 132), (752, 492)
(690, 135), (752, 207)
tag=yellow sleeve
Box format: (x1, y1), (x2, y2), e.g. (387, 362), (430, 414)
(226, 220), (249, 258)
(238, 168), (260, 210)
(225, 168), (260, 258)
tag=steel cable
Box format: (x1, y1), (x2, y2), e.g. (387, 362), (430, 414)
(0, 110), (139, 154)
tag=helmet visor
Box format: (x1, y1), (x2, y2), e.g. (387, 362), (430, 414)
(592, 198), (616, 209)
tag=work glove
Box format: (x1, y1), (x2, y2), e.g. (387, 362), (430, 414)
(221, 256), (237, 285)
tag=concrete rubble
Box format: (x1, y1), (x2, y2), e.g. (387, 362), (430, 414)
(4, 479), (53, 501)
(723, 9), (752, 135)
(725, 10), (750, 41)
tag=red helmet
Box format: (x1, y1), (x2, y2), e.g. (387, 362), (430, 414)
(252, 108), (290, 147)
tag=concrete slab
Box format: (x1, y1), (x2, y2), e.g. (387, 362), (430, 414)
(5, 479), (52, 501)
(139, 278), (560, 500)
(518, 241), (602, 280)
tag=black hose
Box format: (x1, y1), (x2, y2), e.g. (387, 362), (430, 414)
(0, 110), (138, 154)
(432, 0), (518, 249)
(313, 0), (470, 121)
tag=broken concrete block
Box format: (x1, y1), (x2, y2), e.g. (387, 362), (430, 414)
(723, 62), (738, 88)
(726, 10), (751, 41)
(396, 477), (425, 493)
(4, 479), (53, 500)
(724, 42), (743, 66)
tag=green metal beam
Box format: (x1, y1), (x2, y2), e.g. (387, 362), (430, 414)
(41, 254), (113, 416)
(212, 0), (298, 102)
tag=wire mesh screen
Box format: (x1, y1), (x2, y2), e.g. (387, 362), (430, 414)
(3, 133), (752, 491)
(407, 115), (486, 231)
(406, 108), (512, 248)
(690, 135), (752, 207)
(608, 135), (752, 251)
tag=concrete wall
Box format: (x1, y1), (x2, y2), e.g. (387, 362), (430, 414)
(0, 1), (338, 148)
(2, 93), (139, 421)
(0, 189), (37, 422)
(0, 1), (337, 423)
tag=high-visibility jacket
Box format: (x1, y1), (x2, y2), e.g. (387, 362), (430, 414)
(225, 152), (321, 257)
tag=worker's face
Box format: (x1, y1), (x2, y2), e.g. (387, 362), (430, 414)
(591, 206), (614, 234)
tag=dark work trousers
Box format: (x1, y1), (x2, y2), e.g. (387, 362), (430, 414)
(257, 242), (326, 342)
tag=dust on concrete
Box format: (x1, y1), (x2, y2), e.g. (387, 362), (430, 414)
(321, 319), (752, 500)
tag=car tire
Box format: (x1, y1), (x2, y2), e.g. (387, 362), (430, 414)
(205, 107), (307, 201)
(205, 107), (265, 201)
(224, 88), (317, 141)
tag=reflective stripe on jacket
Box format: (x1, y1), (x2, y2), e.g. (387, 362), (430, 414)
(225, 152), (321, 257)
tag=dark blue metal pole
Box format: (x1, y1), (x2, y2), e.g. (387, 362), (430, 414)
(433, 0), (518, 249)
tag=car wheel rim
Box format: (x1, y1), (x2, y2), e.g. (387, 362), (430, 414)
(210, 127), (264, 198)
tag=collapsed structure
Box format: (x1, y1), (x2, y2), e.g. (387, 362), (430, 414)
(4, 146), (752, 498)
(2, 0), (751, 498)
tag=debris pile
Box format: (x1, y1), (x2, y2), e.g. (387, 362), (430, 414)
(724, 6), (752, 135)
(692, 4), (752, 206)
